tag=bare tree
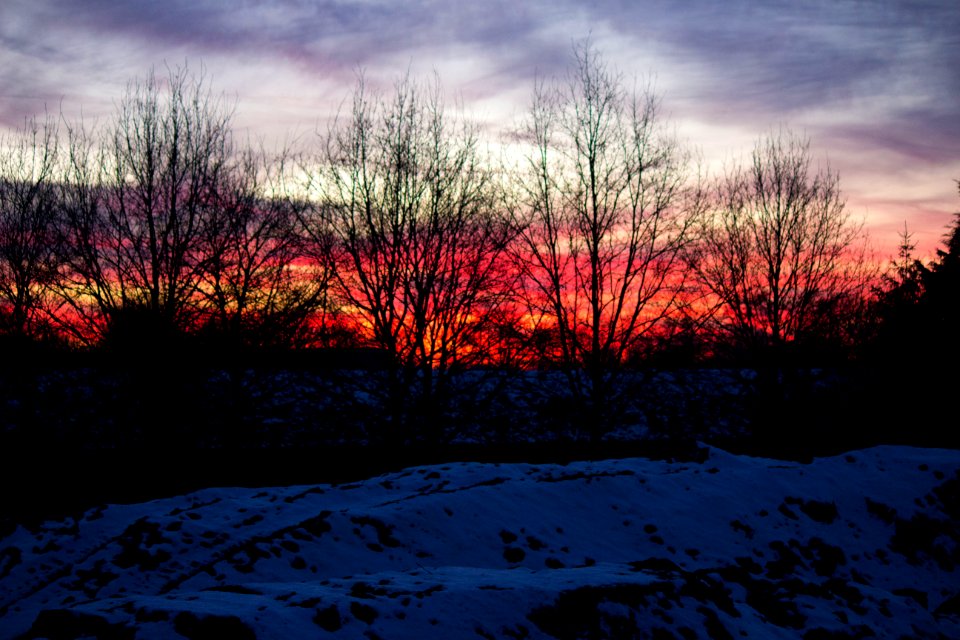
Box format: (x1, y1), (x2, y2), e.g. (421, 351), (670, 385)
(303, 73), (513, 436)
(0, 115), (61, 339)
(509, 42), (693, 431)
(57, 65), (234, 343)
(196, 143), (326, 348)
(50, 118), (102, 343)
(688, 130), (867, 356)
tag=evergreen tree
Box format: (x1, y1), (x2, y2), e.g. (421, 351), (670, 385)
(917, 183), (960, 360)
(873, 181), (960, 366)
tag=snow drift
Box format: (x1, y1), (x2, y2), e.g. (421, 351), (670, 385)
(1, 446), (958, 638)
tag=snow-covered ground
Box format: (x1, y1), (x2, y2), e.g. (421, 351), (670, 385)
(1, 446), (958, 639)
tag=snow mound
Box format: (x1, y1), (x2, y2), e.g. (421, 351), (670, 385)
(2, 446), (959, 638)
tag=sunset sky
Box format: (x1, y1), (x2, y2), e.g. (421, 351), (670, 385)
(1, 0), (957, 257)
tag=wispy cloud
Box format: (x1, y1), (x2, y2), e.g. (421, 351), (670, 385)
(1, 0), (957, 251)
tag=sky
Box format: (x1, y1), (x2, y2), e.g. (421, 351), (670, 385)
(1, 0), (958, 257)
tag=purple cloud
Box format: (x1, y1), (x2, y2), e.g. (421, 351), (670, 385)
(0, 0), (957, 252)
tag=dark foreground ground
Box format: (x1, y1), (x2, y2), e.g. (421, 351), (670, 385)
(2, 361), (957, 532)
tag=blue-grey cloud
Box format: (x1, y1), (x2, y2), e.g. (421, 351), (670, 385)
(1, 0), (957, 251)
(587, 0), (960, 165)
(0, 0), (577, 125)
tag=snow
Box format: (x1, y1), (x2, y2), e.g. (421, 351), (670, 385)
(1, 445), (958, 638)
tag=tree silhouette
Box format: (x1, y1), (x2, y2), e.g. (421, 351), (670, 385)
(302, 73), (513, 438)
(56, 65), (234, 344)
(870, 223), (923, 360)
(509, 41), (694, 436)
(688, 130), (868, 361)
(0, 115), (61, 340)
(917, 181), (960, 358)
(861, 181), (960, 447)
(195, 144), (326, 349)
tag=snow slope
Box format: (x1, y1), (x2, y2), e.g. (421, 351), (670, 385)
(1, 446), (958, 639)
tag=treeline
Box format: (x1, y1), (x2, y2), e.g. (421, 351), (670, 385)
(1, 45), (957, 406)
